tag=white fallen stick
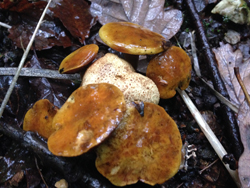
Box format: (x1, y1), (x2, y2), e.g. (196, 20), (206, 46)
(177, 88), (241, 187)
(0, 67), (81, 80)
(0, 0), (53, 117)
(0, 21), (11, 29)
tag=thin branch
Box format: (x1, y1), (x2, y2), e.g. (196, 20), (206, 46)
(185, 0), (243, 159)
(177, 88), (241, 188)
(189, 29), (239, 113)
(0, 67), (81, 80)
(0, 21), (11, 29)
(35, 157), (48, 188)
(190, 31), (201, 77)
(201, 78), (239, 113)
(199, 158), (219, 174)
(234, 67), (250, 107)
(0, 0), (53, 118)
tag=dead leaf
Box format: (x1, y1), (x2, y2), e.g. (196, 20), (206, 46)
(237, 102), (250, 188)
(26, 55), (78, 108)
(212, 42), (250, 106)
(89, 0), (183, 40)
(50, 0), (97, 44)
(213, 43), (250, 188)
(8, 171), (24, 187)
(194, 0), (218, 13)
(1, 0), (73, 50)
(0, 0), (46, 20)
(8, 21), (73, 51)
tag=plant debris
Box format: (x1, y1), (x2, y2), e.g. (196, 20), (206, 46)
(89, 0), (183, 40)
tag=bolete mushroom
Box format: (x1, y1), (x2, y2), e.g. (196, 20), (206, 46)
(23, 99), (59, 139)
(81, 53), (160, 104)
(95, 102), (182, 186)
(99, 22), (168, 55)
(99, 22), (170, 69)
(59, 44), (99, 74)
(146, 46), (192, 99)
(47, 83), (126, 157)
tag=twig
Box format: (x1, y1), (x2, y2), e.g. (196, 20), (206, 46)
(176, 182), (184, 188)
(234, 67), (250, 107)
(190, 31), (201, 77)
(0, 0), (53, 118)
(0, 123), (116, 187)
(35, 157), (48, 188)
(184, 0), (243, 160)
(0, 67), (81, 80)
(177, 88), (241, 188)
(200, 78), (239, 113)
(199, 158), (219, 174)
(189, 29), (239, 113)
(0, 21), (11, 29)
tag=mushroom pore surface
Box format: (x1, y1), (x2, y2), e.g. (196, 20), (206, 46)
(81, 53), (160, 104)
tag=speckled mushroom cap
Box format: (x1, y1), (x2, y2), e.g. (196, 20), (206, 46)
(81, 53), (160, 104)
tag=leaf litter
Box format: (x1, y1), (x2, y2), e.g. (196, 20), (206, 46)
(89, 0), (183, 40)
(213, 42), (250, 187)
(0, 0), (250, 187)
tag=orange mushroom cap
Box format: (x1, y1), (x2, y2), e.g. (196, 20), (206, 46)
(23, 99), (59, 139)
(96, 102), (182, 186)
(146, 46), (192, 99)
(99, 22), (167, 55)
(59, 44), (99, 74)
(47, 83), (126, 157)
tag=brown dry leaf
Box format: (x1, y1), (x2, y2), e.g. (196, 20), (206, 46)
(238, 102), (250, 188)
(0, 0), (46, 18)
(89, 0), (183, 40)
(8, 21), (72, 51)
(1, 0), (73, 50)
(212, 42), (250, 107)
(51, 0), (97, 44)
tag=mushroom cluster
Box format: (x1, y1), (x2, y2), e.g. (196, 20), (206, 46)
(23, 22), (192, 186)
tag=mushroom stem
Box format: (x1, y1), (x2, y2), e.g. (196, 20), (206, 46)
(122, 54), (139, 70)
(176, 88), (241, 188)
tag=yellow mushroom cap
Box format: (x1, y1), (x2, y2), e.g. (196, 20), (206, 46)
(146, 46), (192, 99)
(47, 83), (126, 157)
(99, 22), (167, 55)
(59, 44), (99, 74)
(96, 102), (182, 186)
(23, 99), (58, 139)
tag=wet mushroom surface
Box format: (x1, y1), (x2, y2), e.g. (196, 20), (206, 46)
(99, 22), (167, 55)
(47, 83), (126, 157)
(96, 102), (182, 186)
(23, 99), (59, 139)
(146, 46), (192, 99)
(58, 44), (99, 74)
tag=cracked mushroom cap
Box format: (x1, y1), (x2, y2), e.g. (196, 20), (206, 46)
(47, 83), (126, 157)
(59, 44), (99, 74)
(99, 22), (167, 55)
(96, 102), (182, 186)
(81, 53), (160, 104)
(23, 99), (58, 139)
(146, 46), (192, 99)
